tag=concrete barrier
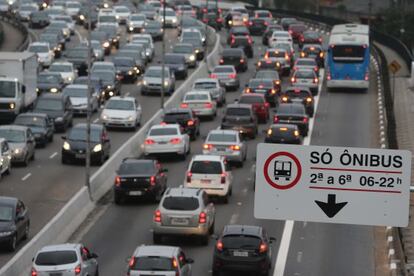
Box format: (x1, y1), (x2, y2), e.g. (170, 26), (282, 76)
(0, 28), (221, 276)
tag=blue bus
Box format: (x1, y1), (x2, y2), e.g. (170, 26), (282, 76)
(326, 24), (370, 90)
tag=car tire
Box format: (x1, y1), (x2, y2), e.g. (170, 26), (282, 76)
(49, 134), (53, 142)
(153, 233), (162, 244)
(23, 222), (29, 240)
(95, 268), (99, 276)
(261, 269), (270, 276)
(114, 192), (123, 205)
(200, 234), (209, 245)
(23, 154), (29, 167)
(237, 161), (243, 168)
(212, 269), (220, 276)
(8, 234), (16, 252)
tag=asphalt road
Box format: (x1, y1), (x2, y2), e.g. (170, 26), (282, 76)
(0, 21), (215, 266)
(0, 20), (24, 51)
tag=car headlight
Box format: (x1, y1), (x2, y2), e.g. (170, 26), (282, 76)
(129, 26), (134, 31)
(115, 15), (119, 19)
(102, 114), (107, 120)
(127, 116), (134, 121)
(172, 18), (177, 23)
(109, 91), (114, 96)
(92, 144), (102, 152)
(50, 88), (58, 93)
(63, 141), (70, 150)
(42, 2), (47, 8)
(189, 55), (195, 61)
(195, 49), (200, 53)
(103, 41), (110, 48)
(113, 38), (118, 42)
(63, 31), (69, 36)
(143, 80), (147, 85)
(128, 70), (133, 75)
(103, 3), (109, 8)
(36, 88), (39, 92)
(9, 102), (15, 110)
(7, 0), (12, 5)
(146, 50), (150, 56)
(55, 116), (63, 122)
(163, 80), (169, 87)
(13, 148), (20, 154)
(202, 37), (206, 42)
(79, 14), (85, 20)
(68, 77), (72, 82)
(106, 85), (112, 89)
(0, 231), (13, 237)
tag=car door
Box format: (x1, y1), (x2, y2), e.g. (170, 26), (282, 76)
(15, 201), (28, 240)
(26, 129), (35, 156)
(178, 251), (190, 276)
(1, 141), (11, 172)
(65, 98), (74, 125)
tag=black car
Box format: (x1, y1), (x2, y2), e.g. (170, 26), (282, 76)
(64, 46), (95, 76)
(300, 44), (325, 68)
(91, 31), (111, 55)
(227, 26), (250, 44)
(219, 48), (247, 72)
(37, 72), (65, 94)
(74, 76), (105, 102)
(61, 123), (111, 165)
(244, 79), (279, 107)
(254, 70), (281, 88)
(162, 108), (200, 140)
(91, 70), (121, 101)
(142, 21), (163, 41)
(182, 38), (204, 60)
(264, 123), (301, 144)
(29, 11), (49, 28)
(122, 43), (148, 65)
(273, 103), (309, 136)
(202, 12), (223, 30)
(221, 104), (258, 139)
(14, 113), (54, 147)
(115, 49), (146, 73)
(97, 24), (120, 49)
(230, 35), (253, 58)
(113, 56), (139, 83)
(39, 33), (62, 58)
(281, 17), (298, 30)
(164, 54), (188, 80)
(299, 31), (322, 48)
(32, 93), (73, 132)
(0, 197), (30, 252)
(43, 27), (66, 50)
(256, 57), (282, 72)
(212, 225), (275, 276)
(281, 86), (315, 117)
(248, 18), (270, 35)
(113, 158), (168, 204)
(262, 24), (283, 45)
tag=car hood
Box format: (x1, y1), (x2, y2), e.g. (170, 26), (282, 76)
(144, 76), (162, 84)
(0, 221), (15, 232)
(28, 126), (47, 134)
(8, 142), (27, 151)
(103, 109), (135, 118)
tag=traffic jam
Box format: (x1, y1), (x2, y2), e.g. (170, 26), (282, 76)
(0, 0), (327, 275)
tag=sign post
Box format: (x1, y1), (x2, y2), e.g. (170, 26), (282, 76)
(389, 60), (402, 106)
(254, 144), (411, 227)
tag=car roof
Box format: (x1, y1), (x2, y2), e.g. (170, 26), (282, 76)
(122, 158), (155, 165)
(165, 187), (203, 197)
(0, 125), (29, 131)
(51, 61), (72, 66)
(296, 58), (316, 63)
(285, 86), (312, 93)
(192, 154), (223, 162)
(223, 224), (262, 236)
(38, 243), (81, 253)
(226, 103), (252, 109)
(0, 196), (18, 207)
(194, 78), (218, 83)
(134, 245), (178, 257)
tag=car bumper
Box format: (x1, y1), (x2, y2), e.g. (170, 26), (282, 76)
(327, 80), (369, 89)
(203, 149), (243, 162)
(192, 108), (215, 117)
(218, 78), (239, 88)
(103, 118), (136, 128)
(213, 255), (270, 272)
(153, 223), (209, 236)
(62, 150), (103, 162)
(114, 186), (156, 197)
(11, 152), (27, 163)
(221, 124), (255, 135)
(184, 183), (229, 197)
(143, 144), (185, 155)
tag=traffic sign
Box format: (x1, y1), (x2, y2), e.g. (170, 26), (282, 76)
(254, 144), (411, 227)
(389, 60), (402, 74)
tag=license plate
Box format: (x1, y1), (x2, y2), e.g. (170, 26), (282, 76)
(49, 273), (62, 276)
(75, 154), (85, 158)
(216, 148), (225, 152)
(256, 89), (266, 93)
(300, 80), (309, 83)
(201, 179), (211, 184)
(158, 141), (167, 144)
(129, 191), (142, 196)
(171, 218), (189, 225)
(233, 250), (249, 257)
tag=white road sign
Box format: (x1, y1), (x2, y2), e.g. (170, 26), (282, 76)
(254, 143), (411, 227)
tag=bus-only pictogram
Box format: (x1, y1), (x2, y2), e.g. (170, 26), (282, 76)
(263, 151), (302, 190)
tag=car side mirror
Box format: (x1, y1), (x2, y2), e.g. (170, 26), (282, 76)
(186, 258), (194, 264)
(22, 85), (26, 93)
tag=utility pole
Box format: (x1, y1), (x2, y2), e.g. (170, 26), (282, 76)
(160, 1), (165, 109)
(368, 0), (372, 27)
(85, 0), (92, 201)
(315, 0), (320, 15)
(205, 0), (209, 63)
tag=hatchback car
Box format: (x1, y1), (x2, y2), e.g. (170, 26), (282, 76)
(153, 187), (215, 244)
(248, 18), (270, 35)
(212, 225), (275, 276)
(127, 245), (193, 276)
(141, 66), (176, 95)
(101, 96), (142, 130)
(254, 70), (281, 88)
(265, 124), (302, 144)
(274, 103), (309, 136)
(14, 113), (54, 147)
(185, 155), (232, 203)
(221, 103), (258, 139)
(142, 124), (190, 159)
(114, 158), (167, 204)
(203, 129), (247, 166)
(0, 197), (29, 251)
(192, 78), (225, 107)
(33, 93), (73, 132)
(281, 86), (315, 117)
(28, 42), (54, 68)
(263, 48), (291, 75)
(61, 123), (111, 165)
(127, 13), (146, 33)
(210, 65), (240, 91)
(219, 48), (248, 72)
(239, 93), (270, 123)
(227, 26), (250, 44)
(142, 20), (163, 40)
(181, 91), (217, 119)
(32, 243), (98, 276)
(0, 138), (12, 176)
(290, 68), (319, 95)
(244, 79), (279, 107)
(0, 125), (36, 166)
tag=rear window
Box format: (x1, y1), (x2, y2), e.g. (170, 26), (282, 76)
(296, 60), (316, 66)
(194, 82), (216, 90)
(164, 112), (191, 121)
(118, 162), (155, 175)
(249, 80), (272, 88)
(149, 128), (178, 136)
(270, 127), (297, 139)
(131, 257), (173, 271)
(190, 160), (222, 174)
(185, 94), (208, 101)
(295, 70), (315, 78)
(207, 133), (237, 142)
(35, 251), (78, 266)
(222, 235), (261, 249)
(226, 107), (250, 116)
(163, 196), (199, 210)
(285, 90), (310, 98)
(239, 96), (265, 104)
(213, 67), (234, 73)
(278, 104), (305, 114)
(222, 49), (242, 57)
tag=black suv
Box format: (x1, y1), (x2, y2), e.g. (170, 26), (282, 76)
(221, 104), (258, 139)
(162, 108), (200, 140)
(227, 26), (250, 44)
(33, 93), (73, 132)
(113, 56), (139, 83)
(230, 36), (253, 58)
(219, 48), (248, 72)
(113, 158), (168, 204)
(273, 103), (309, 136)
(281, 86), (314, 117)
(61, 123), (111, 165)
(264, 123), (302, 144)
(248, 18), (271, 35)
(14, 113), (54, 147)
(212, 224), (275, 276)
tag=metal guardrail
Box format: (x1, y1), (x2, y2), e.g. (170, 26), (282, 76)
(0, 11), (29, 51)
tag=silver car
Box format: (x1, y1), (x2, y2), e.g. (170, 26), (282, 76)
(153, 187), (215, 245)
(290, 68), (319, 94)
(192, 78), (226, 106)
(293, 57), (319, 74)
(127, 245), (194, 276)
(202, 129), (247, 166)
(0, 125), (35, 166)
(31, 243), (99, 276)
(141, 66), (176, 95)
(210, 65), (240, 91)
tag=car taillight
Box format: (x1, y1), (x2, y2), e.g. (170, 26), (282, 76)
(306, 97), (312, 103)
(210, 73), (217, 78)
(202, 18), (208, 23)
(248, 21), (253, 26)
(203, 144), (212, 150)
(318, 37), (323, 43)
(291, 77), (296, 83)
(240, 58), (245, 63)
(288, 30), (293, 34)
(264, 102), (270, 108)
(313, 78), (319, 83)
(229, 73), (236, 79)
(273, 116), (279, 123)
(319, 52), (324, 58)
(202, 8), (207, 12)
(271, 89), (276, 94)
(205, 102), (213, 108)
(216, 240), (224, 251)
(216, 17), (223, 23)
(245, 88), (251, 93)
(264, 21), (269, 26)
(75, 265), (81, 275)
(219, 58), (224, 64)
(129, 256), (136, 268)
(266, 59), (271, 64)
(275, 80), (281, 85)
(314, 66), (318, 72)
(293, 66), (297, 71)
(187, 120), (194, 126)
(115, 176), (121, 186)
(364, 72), (369, 81)
(303, 117), (308, 123)
(230, 145), (240, 151)
(259, 242), (268, 253)
(160, 122), (167, 125)
(327, 72), (331, 80)
(220, 172), (226, 184)
(267, 128), (272, 135)
(281, 96), (288, 102)
(154, 209), (161, 222)
(180, 103), (189, 108)
(31, 268), (37, 276)
(199, 211), (207, 223)
(170, 138), (181, 144)
(294, 130), (300, 137)
(186, 171), (192, 183)
(145, 139), (155, 145)
(300, 52), (305, 58)
(247, 37), (252, 44)
(231, 38), (235, 44)
(150, 176), (156, 186)
(285, 54), (289, 60)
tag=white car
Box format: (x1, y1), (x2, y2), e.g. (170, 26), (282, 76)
(101, 96), (142, 130)
(156, 8), (178, 27)
(0, 138), (12, 177)
(127, 13), (146, 33)
(62, 84), (99, 114)
(65, 1), (81, 18)
(184, 155), (233, 203)
(114, 5), (131, 24)
(269, 31), (293, 48)
(180, 29), (204, 44)
(180, 91), (217, 119)
(49, 61), (77, 84)
(28, 42), (54, 67)
(192, 78), (225, 106)
(142, 124), (190, 159)
(202, 129), (247, 166)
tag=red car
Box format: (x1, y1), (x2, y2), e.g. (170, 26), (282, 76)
(298, 31), (322, 48)
(288, 23), (307, 42)
(238, 93), (270, 123)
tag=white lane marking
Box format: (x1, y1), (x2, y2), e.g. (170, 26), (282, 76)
(125, 92), (130, 96)
(296, 251), (303, 263)
(274, 69), (325, 276)
(93, 118), (99, 123)
(22, 173), (32, 181)
(237, 202), (242, 206)
(49, 152), (58, 159)
(229, 213), (239, 224)
(302, 221), (307, 228)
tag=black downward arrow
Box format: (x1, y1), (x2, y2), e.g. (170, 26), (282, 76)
(315, 194), (348, 218)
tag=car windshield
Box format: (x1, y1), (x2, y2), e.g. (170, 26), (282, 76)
(118, 162), (155, 174)
(223, 50), (242, 57)
(182, 32), (200, 39)
(191, 160), (222, 174)
(50, 64), (72, 72)
(274, 33), (289, 38)
(67, 2), (80, 8)
(131, 15), (145, 21)
(267, 50), (285, 58)
(64, 88), (87, 98)
(0, 129), (25, 143)
(35, 98), (63, 111)
(239, 96), (265, 104)
(173, 45), (192, 53)
(146, 22), (161, 29)
(145, 68), (167, 78)
(35, 251), (78, 266)
(114, 58), (134, 67)
(332, 45), (365, 63)
(131, 257), (173, 271)
(115, 7), (129, 13)
(165, 55), (183, 64)
(149, 128), (177, 136)
(163, 196), (199, 211)
(15, 116), (46, 127)
(194, 82), (216, 89)
(91, 32), (107, 41)
(222, 235), (261, 249)
(0, 81), (16, 98)
(185, 94), (208, 101)
(29, 45), (48, 53)
(105, 100), (134, 110)
(0, 206), (13, 221)
(295, 70), (314, 78)
(182, 38), (202, 47)
(69, 128), (101, 142)
(66, 49), (88, 58)
(20, 5), (37, 11)
(226, 108), (250, 116)
(208, 133), (237, 142)
(255, 71), (277, 79)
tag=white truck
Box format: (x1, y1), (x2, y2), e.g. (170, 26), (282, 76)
(0, 52), (38, 122)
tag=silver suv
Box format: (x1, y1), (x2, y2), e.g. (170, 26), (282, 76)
(153, 187), (215, 245)
(127, 245), (194, 276)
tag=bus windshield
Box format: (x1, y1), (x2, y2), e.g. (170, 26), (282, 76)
(332, 45), (365, 63)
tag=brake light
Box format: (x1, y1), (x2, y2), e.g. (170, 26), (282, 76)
(313, 78), (319, 83)
(203, 144), (212, 150)
(154, 209), (161, 222)
(314, 66), (318, 72)
(247, 36), (252, 44)
(31, 268), (37, 276)
(204, 103), (213, 108)
(186, 171), (192, 183)
(294, 130), (300, 137)
(245, 88), (251, 93)
(170, 138), (181, 144)
(115, 176), (121, 187)
(248, 21), (253, 26)
(240, 58), (245, 63)
(150, 176), (156, 186)
(271, 89), (276, 94)
(288, 30), (293, 34)
(129, 256), (136, 268)
(199, 212), (207, 223)
(216, 240), (224, 251)
(219, 58), (224, 64)
(327, 72), (331, 80)
(230, 145), (240, 151)
(216, 17), (223, 23)
(231, 38), (235, 44)
(210, 73), (217, 78)
(264, 21), (269, 26)
(303, 117), (308, 123)
(257, 61), (262, 67)
(306, 97), (312, 103)
(75, 265), (81, 275)
(220, 172), (226, 184)
(267, 128), (272, 135)
(281, 96), (288, 102)
(364, 72), (369, 81)
(172, 257), (179, 268)
(259, 242), (268, 253)
(266, 60), (271, 64)
(300, 52), (305, 58)
(275, 80), (280, 85)
(264, 102), (270, 108)
(273, 116), (279, 123)
(145, 139), (155, 145)
(229, 73), (236, 79)
(218, 8), (222, 13)
(291, 77), (296, 83)
(202, 8), (207, 12)
(319, 52), (324, 58)
(187, 120), (194, 126)
(285, 54), (289, 60)
(293, 66), (297, 71)
(180, 103), (189, 108)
